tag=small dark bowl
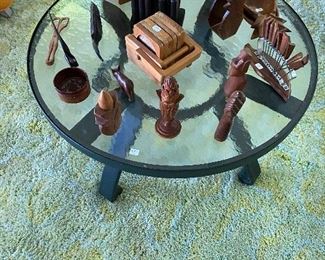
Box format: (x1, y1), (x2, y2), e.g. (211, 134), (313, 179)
(53, 67), (90, 103)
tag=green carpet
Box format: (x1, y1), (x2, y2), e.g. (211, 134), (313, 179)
(0, 0), (324, 259)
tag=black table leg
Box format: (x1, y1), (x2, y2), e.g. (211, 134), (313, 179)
(238, 159), (261, 185)
(99, 164), (123, 202)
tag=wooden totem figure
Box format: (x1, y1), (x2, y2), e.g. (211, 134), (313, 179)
(215, 91), (246, 142)
(94, 90), (122, 135)
(155, 76), (184, 138)
(224, 49), (251, 98)
(215, 49), (250, 142)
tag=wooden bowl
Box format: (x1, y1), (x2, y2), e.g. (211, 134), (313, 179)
(53, 67), (90, 103)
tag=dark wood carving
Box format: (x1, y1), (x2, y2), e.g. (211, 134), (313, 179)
(215, 91), (246, 142)
(208, 0), (245, 40)
(90, 2), (104, 61)
(94, 90), (122, 135)
(111, 65), (135, 102)
(246, 15), (309, 101)
(224, 49), (251, 98)
(155, 76), (184, 138)
(208, 0), (278, 40)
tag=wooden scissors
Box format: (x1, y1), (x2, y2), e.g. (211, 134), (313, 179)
(46, 16), (70, 66)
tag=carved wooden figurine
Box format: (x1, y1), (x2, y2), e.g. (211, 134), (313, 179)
(215, 91), (246, 142)
(209, 0), (278, 40)
(155, 76), (184, 138)
(94, 90), (122, 135)
(224, 49), (251, 98)
(111, 66), (135, 102)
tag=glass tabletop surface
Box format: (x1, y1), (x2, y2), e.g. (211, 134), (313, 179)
(27, 0), (317, 175)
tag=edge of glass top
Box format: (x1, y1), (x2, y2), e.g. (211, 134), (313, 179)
(27, 0), (318, 176)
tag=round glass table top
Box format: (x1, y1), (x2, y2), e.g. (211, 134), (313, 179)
(27, 0), (317, 177)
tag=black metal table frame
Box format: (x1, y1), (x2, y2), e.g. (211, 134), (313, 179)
(27, 0), (318, 202)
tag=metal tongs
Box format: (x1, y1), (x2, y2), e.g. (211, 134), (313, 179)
(46, 16), (70, 65)
(49, 12), (79, 67)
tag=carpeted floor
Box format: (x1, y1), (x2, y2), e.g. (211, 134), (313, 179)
(0, 0), (324, 259)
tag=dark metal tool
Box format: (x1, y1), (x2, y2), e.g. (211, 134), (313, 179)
(49, 12), (78, 67)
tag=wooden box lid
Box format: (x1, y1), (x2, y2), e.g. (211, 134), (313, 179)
(154, 11), (185, 49)
(133, 11), (185, 59)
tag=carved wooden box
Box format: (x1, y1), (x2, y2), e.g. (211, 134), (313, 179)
(125, 11), (202, 83)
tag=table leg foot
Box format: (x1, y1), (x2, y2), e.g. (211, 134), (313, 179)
(238, 159), (261, 185)
(99, 164), (123, 202)
(0, 8), (13, 18)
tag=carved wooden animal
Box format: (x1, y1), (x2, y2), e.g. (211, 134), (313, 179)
(111, 65), (135, 102)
